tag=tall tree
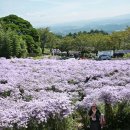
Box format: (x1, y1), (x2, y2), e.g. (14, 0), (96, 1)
(0, 15), (41, 56)
(58, 36), (74, 56)
(0, 27), (28, 58)
(37, 28), (50, 54)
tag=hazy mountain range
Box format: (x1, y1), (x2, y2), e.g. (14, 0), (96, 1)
(50, 14), (130, 35)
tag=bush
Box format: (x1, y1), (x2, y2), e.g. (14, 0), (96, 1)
(104, 102), (130, 130)
(123, 53), (130, 59)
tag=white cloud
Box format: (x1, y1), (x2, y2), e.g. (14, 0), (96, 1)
(1, 0), (130, 26)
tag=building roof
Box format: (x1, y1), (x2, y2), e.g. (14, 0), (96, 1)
(115, 50), (130, 54)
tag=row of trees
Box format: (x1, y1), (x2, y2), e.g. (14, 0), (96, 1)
(39, 27), (130, 57)
(1, 14), (130, 58)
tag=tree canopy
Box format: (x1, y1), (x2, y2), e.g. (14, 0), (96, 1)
(0, 15), (41, 58)
(0, 14), (39, 42)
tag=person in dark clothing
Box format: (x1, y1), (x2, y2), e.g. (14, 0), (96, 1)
(88, 103), (101, 130)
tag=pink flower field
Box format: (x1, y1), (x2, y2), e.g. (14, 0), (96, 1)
(0, 58), (130, 129)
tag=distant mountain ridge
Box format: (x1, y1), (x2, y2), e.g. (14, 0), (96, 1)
(50, 14), (130, 35)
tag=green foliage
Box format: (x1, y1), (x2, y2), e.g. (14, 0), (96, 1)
(58, 36), (74, 56)
(76, 107), (89, 130)
(0, 90), (11, 97)
(0, 15), (39, 42)
(19, 39), (28, 58)
(0, 28), (28, 58)
(0, 15), (42, 58)
(44, 48), (50, 55)
(24, 115), (76, 130)
(103, 102), (130, 130)
(37, 28), (50, 53)
(43, 115), (76, 130)
(22, 35), (42, 56)
(123, 53), (130, 58)
(37, 28), (62, 54)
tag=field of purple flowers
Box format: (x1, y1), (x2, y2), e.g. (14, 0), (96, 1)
(0, 58), (130, 130)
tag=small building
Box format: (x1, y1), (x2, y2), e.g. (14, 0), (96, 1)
(98, 50), (130, 58)
(69, 51), (81, 58)
(52, 49), (61, 55)
(98, 50), (114, 57)
(114, 50), (130, 57)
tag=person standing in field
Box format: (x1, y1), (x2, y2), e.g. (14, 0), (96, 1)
(88, 103), (101, 130)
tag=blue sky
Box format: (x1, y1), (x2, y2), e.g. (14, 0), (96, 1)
(1, 0), (130, 27)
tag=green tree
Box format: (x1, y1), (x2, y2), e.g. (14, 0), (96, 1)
(109, 31), (129, 52)
(0, 15), (41, 56)
(37, 28), (50, 53)
(0, 15), (35, 38)
(58, 36), (74, 56)
(124, 27), (130, 49)
(0, 27), (28, 58)
(19, 38), (28, 58)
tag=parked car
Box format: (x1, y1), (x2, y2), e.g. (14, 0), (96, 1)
(97, 55), (111, 60)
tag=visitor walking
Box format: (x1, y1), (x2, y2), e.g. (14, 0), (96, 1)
(88, 103), (101, 130)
